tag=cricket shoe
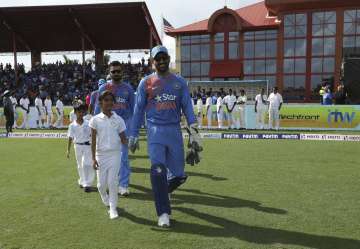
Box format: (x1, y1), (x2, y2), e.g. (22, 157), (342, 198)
(118, 187), (130, 196)
(108, 209), (119, 219)
(158, 213), (170, 228)
(168, 175), (188, 193)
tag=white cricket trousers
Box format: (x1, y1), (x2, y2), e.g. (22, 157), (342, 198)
(197, 114), (203, 128)
(217, 111), (224, 129)
(96, 152), (121, 210)
(74, 144), (95, 187)
(256, 107), (266, 129)
(207, 110), (212, 129)
(231, 110), (240, 129)
(20, 110), (29, 129)
(227, 112), (235, 129)
(46, 113), (53, 127)
(55, 113), (64, 128)
(239, 107), (246, 129)
(269, 108), (280, 130)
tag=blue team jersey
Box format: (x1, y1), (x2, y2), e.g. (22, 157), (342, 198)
(131, 73), (196, 137)
(90, 90), (99, 114)
(95, 82), (135, 120)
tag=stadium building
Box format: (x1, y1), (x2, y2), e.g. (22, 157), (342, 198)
(166, 0), (360, 102)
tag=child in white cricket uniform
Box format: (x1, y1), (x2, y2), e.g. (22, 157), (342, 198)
(196, 94), (203, 128)
(89, 91), (127, 220)
(34, 95), (45, 128)
(67, 102), (95, 192)
(205, 93), (212, 129)
(44, 95), (53, 128)
(55, 96), (64, 128)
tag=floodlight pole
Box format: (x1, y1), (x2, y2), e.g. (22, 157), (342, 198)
(82, 36), (86, 85)
(12, 32), (18, 86)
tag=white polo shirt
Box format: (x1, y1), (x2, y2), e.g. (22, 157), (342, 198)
(68, 120), (91, 144)
(224, 94), (237, 111)
(255, 94), (267, 109)
(237, 95), (247, 108)
(44, 99), (52, 113)
(89, 112), (126, 155)
(34, 97), (44, 112)
(19, 97), (30, 111)
(56, 99), (64, 115)
(268, 93), (283, 110)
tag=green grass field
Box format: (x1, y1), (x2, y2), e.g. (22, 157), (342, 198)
(0, 137), (360, 249)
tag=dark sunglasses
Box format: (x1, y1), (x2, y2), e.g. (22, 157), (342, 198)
(110, 70), (122, 74)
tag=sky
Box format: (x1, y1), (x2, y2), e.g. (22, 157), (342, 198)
(0, 0), (259, 69)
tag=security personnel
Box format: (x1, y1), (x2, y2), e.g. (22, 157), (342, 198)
(2, 90), (14, 136)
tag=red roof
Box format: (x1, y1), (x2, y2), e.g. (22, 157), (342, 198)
(167, 1), (278, 36)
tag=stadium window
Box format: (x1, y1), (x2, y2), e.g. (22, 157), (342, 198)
(283, 13), (307, 101)
(310, 11), (336, 100)
(243, 29), (277, 87)
(179, 34), (211, 79)
(343, 9), (360, 48)
(215, 43), (225, 60)
(229, 32), (239, 59)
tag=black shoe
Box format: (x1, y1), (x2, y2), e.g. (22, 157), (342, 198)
(84, 187), (91, 193)
(168, 175), (188, 193)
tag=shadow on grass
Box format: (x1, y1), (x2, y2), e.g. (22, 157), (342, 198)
(130, 167), (227, 181)
(128, 184), (286, 215)
(119, 204), (360, 249)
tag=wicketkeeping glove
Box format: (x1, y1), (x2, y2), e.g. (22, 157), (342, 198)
(128, 136), (140, 153)
(185, 124), (203, 166)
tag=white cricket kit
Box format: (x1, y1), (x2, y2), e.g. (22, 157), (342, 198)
(68, 120), (95, 188)
(55, 99), (64, 128)
(44, 98), (53, 127)
(237, 95), (247, 129)
(196, 99), (203, 128)
(255, 94), (267, 129)
(34, 97), (45, 122)
(205, 97), (212, 128)
(267, 93), (283, 130)
(19, 97), (30, 129)
(89, 112), (126, 211)
(224, 94), (237, 128)
(216, 97), (224, 129)
(69, 110), (77, 123)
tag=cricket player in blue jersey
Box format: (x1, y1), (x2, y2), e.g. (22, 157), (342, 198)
(89, 79), (106, 115)
(129, 45), (203, 227)
(95, 61), (135, 196)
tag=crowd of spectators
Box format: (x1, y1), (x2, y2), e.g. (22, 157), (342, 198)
(0, 58), (150, 106)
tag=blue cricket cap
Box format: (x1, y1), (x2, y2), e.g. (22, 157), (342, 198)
(98, 79), (106, 87)
(151, 45), (169, 59)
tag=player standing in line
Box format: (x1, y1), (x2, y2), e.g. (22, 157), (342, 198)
(10, 93), (18, 129)
(205, 92), (212, 129)
(196, 94), (203, 128)
(67, 102), (95, 192)
(2, 90), (14, 136)
(44, 95), (53, 128)
(224, 89), (237, 129)
(95, 62), (134, 196)
(89, 79), (106, 115)
(267, 87), (283, 130)
(216, 92), (224, 129)
(55, 96), (64, 128)
(129, 45), (202, 227)
(254, 88), (267, 129)
(237, 89), (247, 130)
(34, 94), (45, 129)
(19, 93), (30, 129)
(89, 91), (128, 220)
